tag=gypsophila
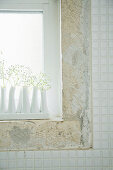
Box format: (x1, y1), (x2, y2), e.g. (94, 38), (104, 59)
(0, 51), (8, 87)
(7, 65), (33, 86)
(37, 72), (51, 91)
(0, 51), (51, 89)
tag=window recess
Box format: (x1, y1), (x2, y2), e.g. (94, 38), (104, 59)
(0, 0), (62, 120)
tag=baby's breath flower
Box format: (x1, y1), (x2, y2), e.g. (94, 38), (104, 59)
(37, 72), (51, 91)
(7, 65), (33, 86)
(0, 52), (51, 89)
(0, 57), (8, 87)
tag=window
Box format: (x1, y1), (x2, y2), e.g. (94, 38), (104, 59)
(0, 0), (62, 120)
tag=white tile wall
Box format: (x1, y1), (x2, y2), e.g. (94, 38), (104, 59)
(0, 0), (113, 169)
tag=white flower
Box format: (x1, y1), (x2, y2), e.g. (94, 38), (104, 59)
(7, 65), (33, 86)
(20, 66), (33, 86)
(0, 52), (51, 89)
(37, 72), (51, 91)
(0, 57), (8, 87)
(29, 74), (39, 87)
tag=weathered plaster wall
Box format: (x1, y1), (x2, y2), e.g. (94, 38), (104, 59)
(62, 0), (92, 147)
(0, 0), (92, 150)
(0, 120), (81, 150)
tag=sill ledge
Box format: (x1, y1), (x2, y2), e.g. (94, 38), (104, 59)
(0, 113), (49, 120)
(0, 113), (63, 121)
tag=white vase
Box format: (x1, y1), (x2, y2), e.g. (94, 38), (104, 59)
(0, 87), (7, 113)
(22, 86), (30, 113)
(7, 86), (16, 113)
(40, 90), (48, 113)
(31, 86), (40, 113)
(16, 88), (22, 113)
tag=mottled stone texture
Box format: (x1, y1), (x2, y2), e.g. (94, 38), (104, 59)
(0, 0), (92, 150)
(62, 0), (92, 147)
(62, 0), (91, 120)
(0, 120), (81, 150)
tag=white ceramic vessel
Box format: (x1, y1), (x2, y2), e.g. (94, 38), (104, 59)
(31, 86), (40, 113)
(16, 87), (22, 113)
(22, 86), (30, 113)
(17, 86), (30, 113)
(8, 86), (16, 113)
(40, 90), (48, 114)
(0, 87), (7, 113)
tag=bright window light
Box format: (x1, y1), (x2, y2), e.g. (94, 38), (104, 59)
(0, 1), (62, 120)
(0, 12), (43, 73)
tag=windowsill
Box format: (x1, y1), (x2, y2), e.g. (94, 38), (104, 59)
(0, 113), (49, 120)
(0, 113), (63, 121)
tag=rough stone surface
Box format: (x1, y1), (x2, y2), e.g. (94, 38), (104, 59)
(0, 0), (92, 150)
(0, 120), (81, 150)
(62, 0), (92, 147)
(62, 0), (91, 121)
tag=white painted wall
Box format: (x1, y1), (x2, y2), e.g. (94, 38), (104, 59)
(0, 0), (113, 169)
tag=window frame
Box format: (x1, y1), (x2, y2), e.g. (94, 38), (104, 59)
(0, 0), (62, 120)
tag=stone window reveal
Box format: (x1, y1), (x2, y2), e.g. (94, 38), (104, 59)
(0, 0), (92, 150)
